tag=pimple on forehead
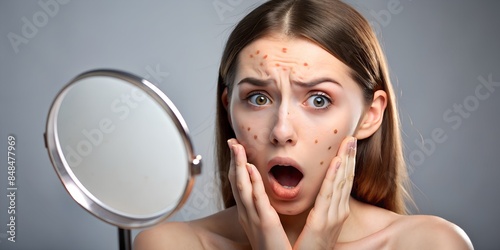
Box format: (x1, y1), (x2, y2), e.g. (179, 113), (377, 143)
(247, 127), (251, 131)
(256, 50), (260, 54)
(254, 135), (258, 140)
(315, 139), (318, 144)
(282, 47), (287, 53)
(249, 54), (254, 58)
(263, 54), (268, 59)
(333, 129), (338, 134)
(320, 161), (324, 165)
(328, 146), (332, 150)
(304, 62), (309, 66)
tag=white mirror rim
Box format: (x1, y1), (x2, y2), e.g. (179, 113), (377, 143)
(45, 69), (201, 229)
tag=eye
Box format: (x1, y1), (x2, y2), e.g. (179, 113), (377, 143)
(248, 93), (271, 106)
(306, 93), (332, 109)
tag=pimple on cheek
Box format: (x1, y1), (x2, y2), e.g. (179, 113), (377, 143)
(320, 161), (324, 165)
(282, 47), (287, 53)
(263, 54), (268, 59)
(256, 50), (260, 55)
(247, 127), (251, 131)
(315, 139), (318, 144)
(334, 129), (338, 134)
(328, 146), (332, 150)
(304, 62), (308, 67)
(249, 54), (254, 58)
(254, 135), (258, 140)
(275, 63), (280, 67)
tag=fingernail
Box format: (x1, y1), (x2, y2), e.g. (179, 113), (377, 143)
(348, 137), (357, 150)
(349, 138), (357, 158)
(246, 163), (253, 175)
(335, 160), (341, 171)
(231, 144), (238, 155)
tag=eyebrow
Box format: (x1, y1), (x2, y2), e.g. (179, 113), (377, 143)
(237, 77), (275, 87)
(237, 77), (342, 88)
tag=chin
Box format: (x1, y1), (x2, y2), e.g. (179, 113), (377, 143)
(270, 197), (313, 216)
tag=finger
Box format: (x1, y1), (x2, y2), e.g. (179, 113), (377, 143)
(246, 163), (274, 218)
(329, 137), (354, 217)
(313, 156), (341, 216)
(331, 137), (352, 191)
(339, 138), (357, 213)
(233, 144), (252, 201)
(228, 139), (247, 216)
(233, 143), (261, 220)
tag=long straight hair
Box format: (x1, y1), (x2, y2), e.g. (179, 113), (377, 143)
(215, 0), (412, 214)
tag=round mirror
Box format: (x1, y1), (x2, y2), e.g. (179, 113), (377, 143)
(44, 69), (201, 229)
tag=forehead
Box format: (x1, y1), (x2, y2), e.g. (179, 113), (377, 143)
(236, 34), (353, 81)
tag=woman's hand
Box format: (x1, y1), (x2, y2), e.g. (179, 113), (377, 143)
(227, 139), (292, 250)
(293, 137), (357, 250)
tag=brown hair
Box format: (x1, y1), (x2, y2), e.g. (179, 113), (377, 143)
(215, 0), (412, 214)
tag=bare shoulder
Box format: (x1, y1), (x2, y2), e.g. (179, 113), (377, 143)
(134, 206), (249, 250)
(389, 214), (474, 249)
(133, 221), (203, 250)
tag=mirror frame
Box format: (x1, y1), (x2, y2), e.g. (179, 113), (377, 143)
(44, 69), (202, 229)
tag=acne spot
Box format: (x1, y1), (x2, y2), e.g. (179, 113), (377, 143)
(304, 62), (308, 66)
(256, 50), (260, 55)
(282, 47), (287, 53)
(334, 129), (338, 134)
(282, 67), (287, 71)
(249, 54), (254, 58)
(247, 127), (251, 131)
(292, 71), (296, 74)
(260, 62), (264, 66)
(328, 146), (332, 150)
(320, 161), (324, 165)
(315, 139), (318, 144)
(254, 135), (258, 140)
(276, 63), (280, 67)
(263, 55), (268, 59)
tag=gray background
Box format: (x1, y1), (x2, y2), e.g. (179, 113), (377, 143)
(0, 0), (498, 249)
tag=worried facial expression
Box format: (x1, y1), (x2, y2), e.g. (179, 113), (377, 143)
(226, 34), (367, 215)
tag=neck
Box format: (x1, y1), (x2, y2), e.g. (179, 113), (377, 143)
(278, 207), (311, 245)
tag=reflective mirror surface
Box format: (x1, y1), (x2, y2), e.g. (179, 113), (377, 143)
(45, 70), (201, 228)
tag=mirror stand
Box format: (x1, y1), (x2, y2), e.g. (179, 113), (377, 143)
(118, 228), (131, 250)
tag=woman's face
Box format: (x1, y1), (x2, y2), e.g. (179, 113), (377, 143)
(227, 34), (366, 215)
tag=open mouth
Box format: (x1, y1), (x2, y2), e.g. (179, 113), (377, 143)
(270, 165), (304, 189)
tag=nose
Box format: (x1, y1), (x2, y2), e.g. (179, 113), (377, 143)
(269, 104), (297, 146)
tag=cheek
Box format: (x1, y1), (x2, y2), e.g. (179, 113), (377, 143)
(231, 111), (272, 161)
(309, 122), (352, 168)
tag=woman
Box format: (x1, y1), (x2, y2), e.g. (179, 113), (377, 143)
(135, 0), (473, 249)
